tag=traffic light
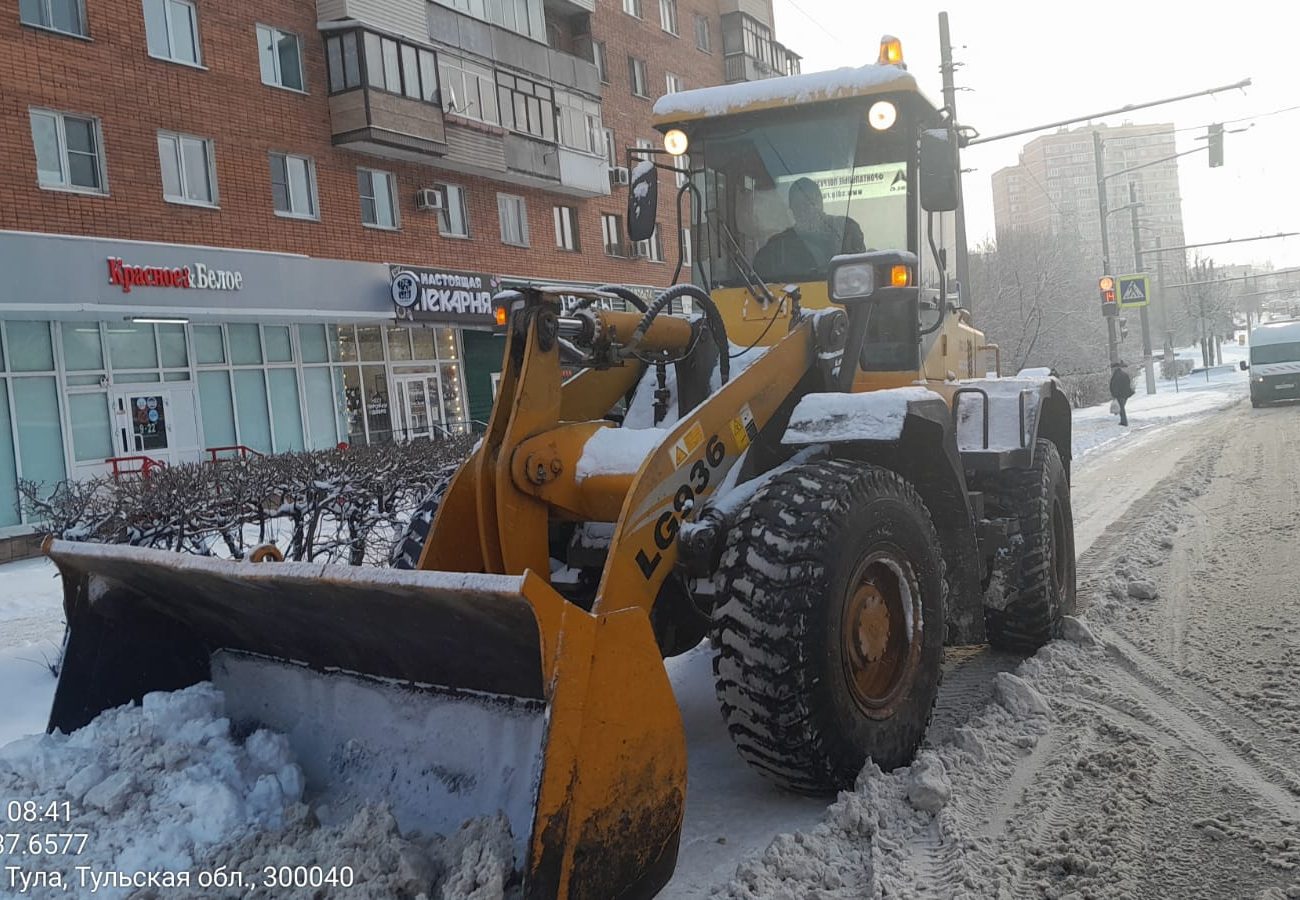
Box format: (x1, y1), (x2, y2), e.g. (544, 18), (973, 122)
(1099, 275), (1118, 316)
(1207, 123), (1224, 168)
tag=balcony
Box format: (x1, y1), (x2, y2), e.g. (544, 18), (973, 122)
(723, 43), (800, 83)
(323, 28), (448, 161)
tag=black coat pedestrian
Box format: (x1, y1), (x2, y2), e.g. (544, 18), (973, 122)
(1109, 366), (1134, 401)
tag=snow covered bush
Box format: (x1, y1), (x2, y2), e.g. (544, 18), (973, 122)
(17, 435), (476, 566)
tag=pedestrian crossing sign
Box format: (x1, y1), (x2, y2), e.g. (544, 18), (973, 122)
(1118, 274), (1150, 308)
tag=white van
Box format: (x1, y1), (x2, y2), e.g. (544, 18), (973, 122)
(1247, 319), (1300, 407)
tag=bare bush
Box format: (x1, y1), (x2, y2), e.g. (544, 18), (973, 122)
(19, 435), (476, 567)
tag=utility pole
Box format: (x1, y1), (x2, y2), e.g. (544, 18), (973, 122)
(938, 12), (970, 315)
(1093, 130), (1119, 365)
(1128, 181), (1156, 394)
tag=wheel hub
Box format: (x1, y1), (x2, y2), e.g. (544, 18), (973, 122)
(840, 556), (922, 718)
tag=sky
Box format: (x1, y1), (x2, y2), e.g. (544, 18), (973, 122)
(770, 0), (1300, 269)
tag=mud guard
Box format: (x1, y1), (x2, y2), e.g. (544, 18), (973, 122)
(950, 375), (1073, 479)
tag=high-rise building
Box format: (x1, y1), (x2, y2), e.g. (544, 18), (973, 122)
(0, 0), (796, 533)
(992, 123), (1187, 278)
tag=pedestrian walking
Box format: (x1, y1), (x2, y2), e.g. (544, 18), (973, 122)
(1109, 361), (1134, 427)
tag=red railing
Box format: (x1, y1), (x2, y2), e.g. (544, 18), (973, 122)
(205, 445), (265, 464)
(105, 455), (168, 481)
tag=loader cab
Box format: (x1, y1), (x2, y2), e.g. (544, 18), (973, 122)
(642, 40), (966, 385)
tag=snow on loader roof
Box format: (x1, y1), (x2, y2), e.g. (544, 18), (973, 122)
(651, 63), (926, 126)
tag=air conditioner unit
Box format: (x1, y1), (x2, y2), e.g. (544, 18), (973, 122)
(609, 166), (630, 186)
(415, 188), (444, 211)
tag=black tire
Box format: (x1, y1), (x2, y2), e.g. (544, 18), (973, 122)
(980, 439), (1076, 652)
(712, 459), (947, 794)
(390, 470), (455, 569)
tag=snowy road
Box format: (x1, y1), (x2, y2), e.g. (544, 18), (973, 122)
(707, 398), (1300, 898)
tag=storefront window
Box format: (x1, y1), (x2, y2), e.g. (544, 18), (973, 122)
(411, 328), (436, 361)
(341, 366), (365, 444)
(441, 362), (465, 429)
(264, 326), (293, 363)
(268, 368), (304, 451)
(67, 393), (113, 462)
(9, 321), (56, 372)
(198, 371), (237, 448)
(336, 326), (358, 363)
(386, 326), (412, 361)
(158, 324), (188, 368)
(357, 326), (383, 362)
(107, 323), (158, 370)
(303, 367), (339, 449)
(299, 325), (329, 364)
(362, 364), (391, 442)
(233, 369), (272, 453)
(163, 371), (191, 382)
(62, 324), (105, 371)
(12, 377), (66, 490)
(228, 324), (263, 366)
(0, 387), (18, 526)
(436, 327), (458, 361)
(194, 325), (226, 364)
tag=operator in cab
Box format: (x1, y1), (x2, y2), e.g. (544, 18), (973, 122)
(754, 177), (866, 282)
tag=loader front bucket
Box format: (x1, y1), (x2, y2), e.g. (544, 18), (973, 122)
(44, 539), (686, 899)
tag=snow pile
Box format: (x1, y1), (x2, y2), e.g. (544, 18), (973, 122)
(652, 64), (917, 121)
(784, 386), (943, 445)
(574, 425), (667, 481)
(0, 684), (516, 900)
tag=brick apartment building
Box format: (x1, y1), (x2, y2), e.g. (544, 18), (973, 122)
(0, 0), (797, 532)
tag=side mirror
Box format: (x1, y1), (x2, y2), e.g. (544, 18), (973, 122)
(1240, 360), (1249, 371)
(919, 128), (959, 213)
(626, 160), (659, 242)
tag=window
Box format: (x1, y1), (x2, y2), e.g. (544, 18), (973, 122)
(498, 194), (529, 246)
(269, 152), (317, 218)
(157, 132), (216, 206)
(602, 127), (617, 168)
(694, 14), (711, 52)
(361, 32), (438, 102)
(256, 25), (303, 91)
(554, 206), (579, 251)
(681, 227), (692, 266)
(556, 91), (602, 155)
(325, 32), (361, 92)
(19, 0), (85, 36)
(675, 152), (690, 188)
(434, 0), (544, 42)
(437, 184), (469, 237)
(358, 168), (398, 228)
(602, 213), (624, 256)
(637, 228), (664, 262)
(665, 72), (684, 94)
(143, 0), (200, 66)
(497, 72), (555, 141)
(628, 57), (648, 98)
(29, 110), (104, 193)
(438, 54), (498, 123)
(659, 0), (678, 35)
(622, 0), (641, 18)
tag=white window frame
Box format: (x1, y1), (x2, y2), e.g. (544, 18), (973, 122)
(256, 24), (305, 92)
(556, 91), (602, 156)
(628, 57), (648, 98)
(497, 193), (530, 247)
(358, 168), (399, 230)
(694, 14), (711, 52)
(602, 127), (617, 169)
(659, 0), (678, 35)
(681, 227), (692, 266)
(29, 109), (107, 195)
(157, 131), (217, 207)
(592, 40), (608, 84)
(438, 54), (499, 125)
(553, 205), (579, 252)
(636, 227), (663, 262)
(269, 152), (318, 220)
(601, 213), (623, 257)
(621, 0), (641, 19)
(143, 0), (202, 67)
(665, 72), (684, 95)
(20, 0), (88, 37)
(436, 184), (470, 238)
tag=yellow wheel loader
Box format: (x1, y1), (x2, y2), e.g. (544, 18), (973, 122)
(43, 35), (1074, 900)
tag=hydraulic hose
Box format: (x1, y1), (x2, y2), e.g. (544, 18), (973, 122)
(630, 284), (731, 385)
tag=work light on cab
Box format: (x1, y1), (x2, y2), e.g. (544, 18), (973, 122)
(869, 101), (897, 131)
(664, 128), (689, 156)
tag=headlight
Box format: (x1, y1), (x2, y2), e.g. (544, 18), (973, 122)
(831, 263), (875, 300)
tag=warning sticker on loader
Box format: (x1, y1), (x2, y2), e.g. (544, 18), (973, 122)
(670, 423), (706, 469)
(729, 403), (758, 452)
